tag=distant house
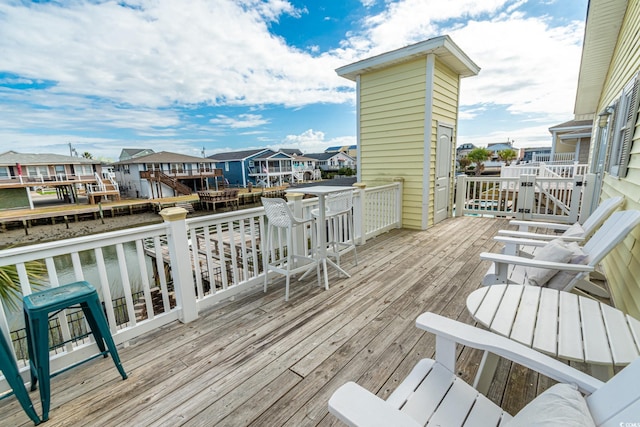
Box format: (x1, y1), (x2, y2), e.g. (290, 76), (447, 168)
(574, 0), (640, 317)
(209, 148), (271, 188)
(325, 145), (358, 158)
(456, 143), (476, 159)
(548, 119), (592, 163)
(305, 152), (355, 172)
(0, 150), (113, 209)
(112, 151), (221, 199)
(337, 35), (480, 229)
(210, 148), (321, 187)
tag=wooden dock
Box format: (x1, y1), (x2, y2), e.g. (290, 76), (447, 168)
(0, 216), (596, 427)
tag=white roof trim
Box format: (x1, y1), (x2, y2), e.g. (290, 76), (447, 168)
(336, 35), (480, 81)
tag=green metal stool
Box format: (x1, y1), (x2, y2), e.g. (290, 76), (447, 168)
(0, 330), (40, 424)
(23, 281), (127, 421)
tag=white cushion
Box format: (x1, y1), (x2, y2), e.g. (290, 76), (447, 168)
(546, 242), (590, 290)
(525, 239), (575, 287)
(562, 222), (585, 238)
(506, 383), (595, 426)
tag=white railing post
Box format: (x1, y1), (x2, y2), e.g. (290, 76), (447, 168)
(285, 192), (306, 261)
(392, 177), (403, 229)
(567, 175), (583, 224)
(579, 173), (598, 224)
(516, 174), (535, 220)
(455, 175), (466, 217)
(160, 207), (198, 323)
(353, 182), (367, 245)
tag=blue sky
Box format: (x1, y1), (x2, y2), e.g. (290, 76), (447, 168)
(0, 0), (588, 161)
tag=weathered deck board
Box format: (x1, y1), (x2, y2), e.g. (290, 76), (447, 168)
(2, 216), (589, 427)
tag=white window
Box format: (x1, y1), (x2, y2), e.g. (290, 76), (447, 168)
(225, 162), (229, 172)
(606, 74), (640, 178)
(0, 167), (9, 179)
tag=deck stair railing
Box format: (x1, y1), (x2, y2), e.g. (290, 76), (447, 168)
(501, 162), (589, 179)
(0, 182), (402, 394)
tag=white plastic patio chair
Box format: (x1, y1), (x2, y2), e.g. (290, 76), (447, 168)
(311, 189), (357, 268)
(481, 210), (640, 297)
(329, 312), (640, 427)
(496, 196), (624, 258)
(261, 197), (320, 301)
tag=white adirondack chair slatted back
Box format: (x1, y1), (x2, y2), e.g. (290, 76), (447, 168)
(586, 357), (640, 426)
(582, 210), (640, 264)
(580, 196), (624, 236)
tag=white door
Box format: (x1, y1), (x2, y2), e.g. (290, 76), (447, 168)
(434, 124), (453, 224)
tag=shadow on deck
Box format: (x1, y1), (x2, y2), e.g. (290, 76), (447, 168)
(1, 216), (589, 426)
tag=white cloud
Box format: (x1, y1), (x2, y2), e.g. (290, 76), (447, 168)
(278, 129), (356, 154)
(209, 114), (270, 129)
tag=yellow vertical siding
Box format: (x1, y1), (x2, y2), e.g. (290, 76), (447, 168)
(595, 0), (640, 317)
(360, 59), (427, 230)
(359, 57), (460, 229)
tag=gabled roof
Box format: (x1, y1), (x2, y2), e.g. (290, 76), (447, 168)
(574, 0), (628, 116)
(486, 143), (513, 152)
(254, 151), (294, 161)
(208, 148), (270, 161)
(119, 148), (155, 161)
(0, 150), (98, 166)
(549, 119), (593, 131)
(336, 35), (480, 81)
(113, 151), (216, 165)
(305, 152), (355, 161)
(280, 148), (303, 156)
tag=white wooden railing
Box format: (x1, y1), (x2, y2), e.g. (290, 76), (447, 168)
(501, 162), (589, 179)
(0, 182), (402, 392)
(455, 174), (596, 223)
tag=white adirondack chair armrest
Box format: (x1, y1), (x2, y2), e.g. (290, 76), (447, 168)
(496, 230), (583, 242)
(509, 220), (572, 232)
(493, 236), (552, 248)
(329, 382), (422, 427)
(415, 313), (602, 394)
(479, 252), (595, 272)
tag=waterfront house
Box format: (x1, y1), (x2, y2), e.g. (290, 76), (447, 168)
(112, 151), (221, 199)
(304, 152), (355, 173)
(324, 144), (358, 158)
(0, 151), (114, 209)
(336, 35), (480, 229)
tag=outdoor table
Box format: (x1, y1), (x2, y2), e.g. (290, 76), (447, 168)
(286, 186), (353, 288)
(466, 284), (640, 388)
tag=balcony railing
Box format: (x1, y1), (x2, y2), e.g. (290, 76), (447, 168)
(0, 182), (402, 393)
(456, 173), (596, 223)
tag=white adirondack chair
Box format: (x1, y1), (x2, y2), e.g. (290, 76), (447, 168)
(481, 210), (640, 297)
(329, 312), (640, 427)
(496, 196), (624, 258)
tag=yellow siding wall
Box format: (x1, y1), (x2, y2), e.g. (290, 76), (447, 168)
(595, 0), (640, 317)
(359, 57), (460, 229)
(360, 59), (427, 230)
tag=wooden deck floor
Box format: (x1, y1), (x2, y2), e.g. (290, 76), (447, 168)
(2, 216), (571, 426)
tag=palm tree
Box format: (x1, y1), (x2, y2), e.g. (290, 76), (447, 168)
(458, 156), (471, 173)
(0, 263), (47, 312)
(498, 148), (518, 166)
(467, 147), (491, 176)
(82, 152), (93, 159)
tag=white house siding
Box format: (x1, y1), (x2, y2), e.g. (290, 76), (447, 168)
(595, 0), (640, 317)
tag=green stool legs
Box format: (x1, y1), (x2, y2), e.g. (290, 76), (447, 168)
(0, 331), (40, 425)
(23, 281), (127, 421)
